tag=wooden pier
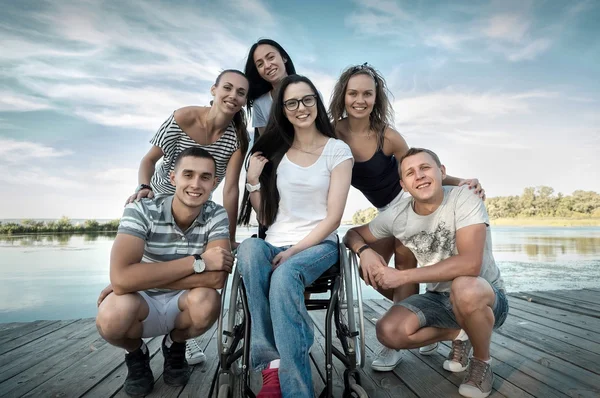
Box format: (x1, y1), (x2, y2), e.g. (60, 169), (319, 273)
(1, 288), (599, 397)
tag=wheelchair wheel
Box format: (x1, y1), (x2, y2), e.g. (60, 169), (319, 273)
(349, 382), (368, 398)
(219, 267), (245, 375)
(338, 243), (366, 368)
(217, 384), (230, 398)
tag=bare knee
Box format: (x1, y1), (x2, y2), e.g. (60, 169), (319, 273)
(186, 288), (221, 331)
(96, 293), (144, 340)
(451, 277), (491, 315)
(376, 316), (410, 349)
(394, 240), (417, 270)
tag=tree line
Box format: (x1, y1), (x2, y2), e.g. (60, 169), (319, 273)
(352, 186), (600, 224)
(0, 217), (120, 235)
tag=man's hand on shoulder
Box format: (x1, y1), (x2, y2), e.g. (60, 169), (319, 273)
(202, 246), (234, 273)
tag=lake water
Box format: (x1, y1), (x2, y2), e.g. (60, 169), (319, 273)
(1, 226), (599, 323)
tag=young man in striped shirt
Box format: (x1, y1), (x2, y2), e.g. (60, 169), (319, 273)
(96, 147), (234, 397)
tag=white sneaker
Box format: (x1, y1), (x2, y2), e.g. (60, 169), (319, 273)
(419, 342), (439, 356)
(371, 346), (403, 372)
(185, 338), (206, 366)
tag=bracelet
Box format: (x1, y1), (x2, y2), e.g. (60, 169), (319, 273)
(356, 244), (370, 256)
(135, 183), (152, 194)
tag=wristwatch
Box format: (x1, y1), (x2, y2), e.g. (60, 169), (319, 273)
(135, 184), (152, 194)
(192, 254), (206, 273)
(245, 181), (261, 192)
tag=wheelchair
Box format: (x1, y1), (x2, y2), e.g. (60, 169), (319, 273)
(209, 241), (367, 398)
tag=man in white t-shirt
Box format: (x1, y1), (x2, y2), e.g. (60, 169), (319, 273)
(344, 148), (507, 398)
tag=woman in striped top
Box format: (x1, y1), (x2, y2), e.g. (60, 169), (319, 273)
(126, 69), (249, 249)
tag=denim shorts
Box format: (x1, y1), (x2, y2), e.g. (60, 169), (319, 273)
(396, 284), (509, 330)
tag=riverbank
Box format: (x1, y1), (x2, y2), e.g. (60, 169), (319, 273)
(490, 217), (600, 226)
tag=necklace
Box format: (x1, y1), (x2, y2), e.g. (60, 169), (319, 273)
(291, 142), (326, 154)
(348, 126), (372, 139)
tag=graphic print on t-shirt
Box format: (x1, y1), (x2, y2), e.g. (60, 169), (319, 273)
(403, 222), (456, 266)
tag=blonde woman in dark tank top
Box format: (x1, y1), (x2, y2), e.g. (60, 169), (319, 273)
(329, 64), (485, 371)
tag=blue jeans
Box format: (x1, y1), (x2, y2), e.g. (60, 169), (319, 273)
(236, 238), (338, 398)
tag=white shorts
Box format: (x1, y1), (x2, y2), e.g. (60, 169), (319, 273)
(139, 290), (186, 338)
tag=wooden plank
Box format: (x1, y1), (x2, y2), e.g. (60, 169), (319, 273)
(509, 307), (600, 345)
(0, 321), (106, 398)
(0, 320), (58, 346)
(490, 332), (600, 396)
(511, 292), (600, 318)
(0, 322), (28, 333)
(528, 291), (600, 313)
(82, 337), (163, 398)
(495, 319), (600, 375)
(507, 297), (600, 332)
(310, 308), (413, 398)
(0, 319), (79, 356)
(309, 310), (346, 398)
(22, 336), (157, 398)
(141, 320), (220, 398)
(502, 314), (600, 356)
(175, 325), (221, 398)
(0, 319), (97, 381)
(424, 343), (535, 398)
(549, 289), (599, 306)
(363, 301), (508, 398)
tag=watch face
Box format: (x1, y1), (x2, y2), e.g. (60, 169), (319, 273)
(194, 258), (205, 273)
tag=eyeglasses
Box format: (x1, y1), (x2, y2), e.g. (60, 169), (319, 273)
(283, 94), (317, 111)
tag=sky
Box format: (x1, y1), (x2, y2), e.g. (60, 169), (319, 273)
(1, 0), (599, 220)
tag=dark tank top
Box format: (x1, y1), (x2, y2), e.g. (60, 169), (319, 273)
(351, 148), (402, 209)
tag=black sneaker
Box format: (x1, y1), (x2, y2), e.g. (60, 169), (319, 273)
(162, 335), (190, 386)
(124, 345), (154, 397)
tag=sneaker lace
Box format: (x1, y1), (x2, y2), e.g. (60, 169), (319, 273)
(186, 339), (201, 357)
(126, 352), (149, 378)
(166, 343), (186, 369)
(465, 359), (489, 387)
(376, 346), (393, 358)
(450, 340), (468, 362)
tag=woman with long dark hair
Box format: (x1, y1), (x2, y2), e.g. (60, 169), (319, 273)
(244, 38), (296, 136)
(330, 64), (484, 372)
(236, 75), (353, 397)
(123, 69), (249, 366)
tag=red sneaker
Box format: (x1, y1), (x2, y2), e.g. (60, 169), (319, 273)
(257, 367), (282, 398)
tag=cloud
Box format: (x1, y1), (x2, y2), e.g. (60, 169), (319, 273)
(0, 139), (72, 162)
(0, 90), (53, 112)
(344, 1), (590, 62)
(0, 0), (278, 130)
(484, 14), (530, 43)
(506, 38), (552, 61)
(394, 89), (539, 128)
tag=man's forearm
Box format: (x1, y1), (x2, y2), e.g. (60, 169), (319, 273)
(158, 271), (227, 290)
(111, 256), (195, 295)
(344, 229), (369, 254)
(402, 255), (481, 285)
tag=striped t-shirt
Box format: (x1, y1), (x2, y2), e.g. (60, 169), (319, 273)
(149, 112), (241, 194)
(117, 194), (230, 294)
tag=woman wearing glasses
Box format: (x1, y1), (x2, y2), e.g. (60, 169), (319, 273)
(236, 75), (353, 398)
(330, 64), (484, 371)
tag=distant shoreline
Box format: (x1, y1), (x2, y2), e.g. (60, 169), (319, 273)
(490, 218), (600, 227)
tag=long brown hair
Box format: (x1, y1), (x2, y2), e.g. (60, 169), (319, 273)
(238, 75), (336, 227)
(214, 69), (250, 155)
(329, 63), (393, 149)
